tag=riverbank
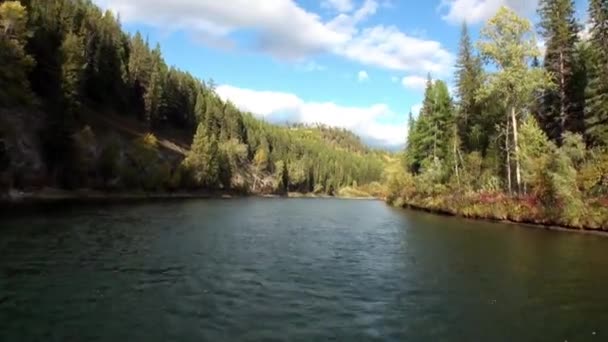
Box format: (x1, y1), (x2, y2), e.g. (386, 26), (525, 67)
(0, 187), (379, 208)
(392, 193), (608, 235)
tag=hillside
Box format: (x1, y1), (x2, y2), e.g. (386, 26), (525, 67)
(0, 0), (389, 199)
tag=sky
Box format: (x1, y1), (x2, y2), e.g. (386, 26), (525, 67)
(93, 0), (590, 149)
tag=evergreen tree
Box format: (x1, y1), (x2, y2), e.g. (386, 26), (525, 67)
(406, 80), (455, 173)
(538, 0), (582, 140)
(585, 0), (608, 145)
(60, 31), (85, 114)
(144, 44), (165, 127)
(454, 22), (484, 151)
(184, 123), (220, 188)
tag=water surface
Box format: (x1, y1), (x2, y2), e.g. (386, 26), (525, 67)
(1, 198), (607, 341)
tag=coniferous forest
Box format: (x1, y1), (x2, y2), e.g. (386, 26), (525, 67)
(387, 1), (608, 229)
(2, 0), (608, 230)
(0, 0), (386, 198)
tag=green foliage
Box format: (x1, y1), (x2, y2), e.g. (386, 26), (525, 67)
(183, 124), (220, 188)
(519, 115), (553, 192)
(407, 79), (455, 173)
(537, 0), (583, 139)
(585, 0), (608, 146)
(455, 22), (485, 152)
(273, 160), (289, 194)
(253, 143), (270, 172)
(391, 4), (608, 229)
(0, 1), (34, 105)
(477, 7), (552, 109)
(61, 31), (85, 113)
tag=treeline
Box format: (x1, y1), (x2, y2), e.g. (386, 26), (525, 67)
(389, 1), (608, 229)
(0, 0), (385, 195)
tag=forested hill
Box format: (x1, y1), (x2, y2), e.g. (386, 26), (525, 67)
(0, 0), (387, 197)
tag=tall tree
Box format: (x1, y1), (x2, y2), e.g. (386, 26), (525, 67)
(183, 123), (220, 188)
(538, 0), (582, 140)
(454, 22), (484, 152)
(477, 6), (551, 194)
(60, 31), (85, 114)
(406, 79), (455, 173)
(585, 0), (608, 145)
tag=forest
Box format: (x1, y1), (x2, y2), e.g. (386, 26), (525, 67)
(0, 0), (386, 197)
(387, 0), (608, 229)
(2, 0), (608, 230)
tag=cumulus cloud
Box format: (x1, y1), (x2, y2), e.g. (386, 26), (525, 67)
(97, 0), (347, 60)
(96, 0), (453, 75)
(358, 70), (369, 82)
(336, 25), (454, 74)
(215, 85), (406, 148)
(401, 75), (427, 90)
(439, 0), (539, 24)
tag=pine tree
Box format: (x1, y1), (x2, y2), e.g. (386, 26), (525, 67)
(454, 22), (484, 151)
(144, 44), (165, 128)
(60, 31), (85, 114)
(585, 0), (608, 145)
(184, 123), (220, 188)
(538, 0), (582, 140)
(406, 80), (455, 173)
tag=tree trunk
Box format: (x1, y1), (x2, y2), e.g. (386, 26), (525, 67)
(511, 106), (521, 194)
(453, 136), (460, 186)
(559, 50), (566, 137)
(433, 125), (437, 159)
(506, 120), (512, 195)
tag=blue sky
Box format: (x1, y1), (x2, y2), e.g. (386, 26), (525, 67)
(95, 0), (590, 148)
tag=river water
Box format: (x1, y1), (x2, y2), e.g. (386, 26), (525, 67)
(1, 198), (607, 341)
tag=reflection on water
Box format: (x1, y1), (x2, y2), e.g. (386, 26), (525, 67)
(1, 198), (607, 341)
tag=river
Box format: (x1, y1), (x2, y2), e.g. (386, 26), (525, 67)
(1, 198), (607, 341)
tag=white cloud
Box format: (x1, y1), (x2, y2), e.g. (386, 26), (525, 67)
(96, 0), (453, 75)
(322, 0), (354, 12)
(336, 25), (454, 74)
(215, 85), (406, 148)
(97, 0), (347, 60)
(358, 70), (369, 82)
(401, 75), (427, 90)
(439, 0), (539, 24)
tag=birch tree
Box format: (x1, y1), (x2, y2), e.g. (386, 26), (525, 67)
(477, 6), (552, 194)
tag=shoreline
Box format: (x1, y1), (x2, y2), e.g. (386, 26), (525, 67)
(0, 188), (379, 207)
(399, 202), (608, 237)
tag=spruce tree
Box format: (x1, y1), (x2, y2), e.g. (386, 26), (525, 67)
(454, 22), (483, 151)
(184, 123), (220, 188)
(538, 0), (581, 140)
(585, 0), (608, 145)
(60, 31), (85, 114)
